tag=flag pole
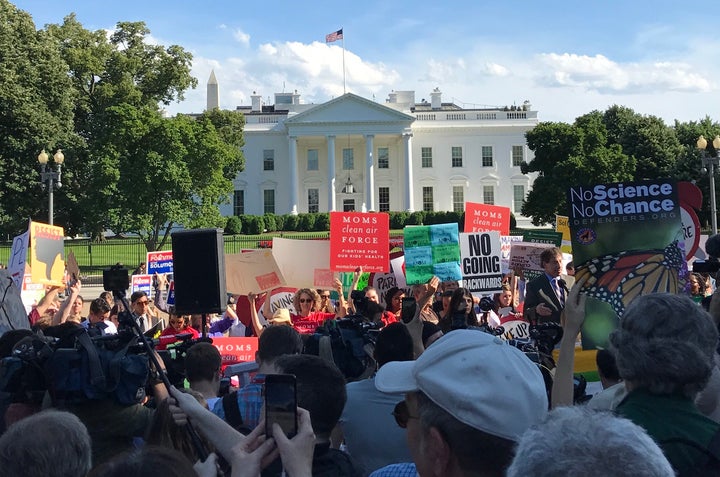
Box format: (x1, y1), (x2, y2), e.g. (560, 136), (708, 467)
(342, 29), (346, 94)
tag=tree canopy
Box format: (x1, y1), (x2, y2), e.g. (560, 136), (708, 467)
(0, 1), (245, 250)
(521, 106), (720, 227)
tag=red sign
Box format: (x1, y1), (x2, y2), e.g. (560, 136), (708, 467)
(464, 202), (511, 235)
(330, 212), (390, 272)
(212, 337), (258, 366)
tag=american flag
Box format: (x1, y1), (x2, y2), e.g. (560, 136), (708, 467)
(326, 28), (343, 43)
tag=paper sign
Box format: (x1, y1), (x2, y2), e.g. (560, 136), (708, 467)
(460, 232), (503, 294)
(226, 250), (286, 295)
(272, 237), (334, 289)
(509, 242), (554, 282)
(30, 221), (65, 286)
(330, 212), (390, 272)
(66, 251), (81, 284)
(9, 230), (29, 291)
(555, 215), (572, 254)
(147, 250), (173, 275)
(403, 224), (462, 285)
(464, 202), (511, 235)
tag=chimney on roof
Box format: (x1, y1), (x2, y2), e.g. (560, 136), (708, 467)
(207, 70), (219, 110)
(251, 91), (262, 112)
(431, 87), (441, 110)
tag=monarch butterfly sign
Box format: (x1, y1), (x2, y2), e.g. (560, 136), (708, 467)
(567, 179), (684, 349)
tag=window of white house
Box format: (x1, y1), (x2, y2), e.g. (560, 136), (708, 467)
(343, 199), (355, 212)
(423, 186), (434, 212)
(343, 148), (354, 170)
(307, 149), (319, 171)
(233, 190), (244, 215)
(451, 146), (463, 167)
(308, 188), (319, 213)
(421, 147), (433, 168)
(482, 146), (493, 167)
(378, 147), (389, 169)
(483, 186), (495, 205)
(513, 185), (525, 214)
(263, 189), (275, 214)
(379, 187), (390, 212)
(452, 186), (464, 212)
(263, 149), (274, 171)
(512, 145), (524, 167)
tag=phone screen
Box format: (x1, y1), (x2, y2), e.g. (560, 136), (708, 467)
(401, 297), (417, 323)
(264, 374), (298, 437)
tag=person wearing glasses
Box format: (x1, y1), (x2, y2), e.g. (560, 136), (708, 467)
(130, 291), (152, 332)
(262, 282), (345, 335)
(317, 289), (336, 314)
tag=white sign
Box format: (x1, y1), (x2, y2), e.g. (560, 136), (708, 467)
(459, 231), (503, 294)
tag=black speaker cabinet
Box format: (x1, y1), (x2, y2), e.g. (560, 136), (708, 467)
(171, 228), (226, 315)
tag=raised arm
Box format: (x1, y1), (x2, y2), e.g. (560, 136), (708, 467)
(153, 273), (170, 313)
(333, 278), (346, 318)
(53, 280), (81, 325)
(248, 291), (266, 337)
(551, 277), (587, 408)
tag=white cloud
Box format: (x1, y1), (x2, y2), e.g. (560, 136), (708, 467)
(485, 62), (509, 77)
(233, 28), (250, 46)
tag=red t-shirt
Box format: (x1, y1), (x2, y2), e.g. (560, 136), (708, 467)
(290, 311), (336, 334)
(156, 325), (200, 350)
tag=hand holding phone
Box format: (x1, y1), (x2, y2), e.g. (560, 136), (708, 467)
(401, 297), (417, 324)
(265, 374), (298, 438)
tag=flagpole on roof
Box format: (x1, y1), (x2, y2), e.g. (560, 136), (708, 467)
(342, 28), (346, 94)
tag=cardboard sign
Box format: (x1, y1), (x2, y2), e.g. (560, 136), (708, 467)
(272, 238), (335, 289)
(131, 274), (152, 295)
(330, 212), (390, 272)
(508, 242), (554, 282)
(464, 202), (511, 235)
(212, 337), (259, 366)
(500, 235), (524, 274)
(460, 232), (503, 294)
(30, 221), (65, 286)
(147, 250), (173, 275)
(403, 223), (462, 285)
(367, 250), (409, 307)
(66, 251), (81, 285)
(226, 249), (286, 295)
(9, 229), (29, 291)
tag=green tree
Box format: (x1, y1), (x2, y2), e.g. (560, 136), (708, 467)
(522, 112), (635, 225)
(0, 1), (78, 235)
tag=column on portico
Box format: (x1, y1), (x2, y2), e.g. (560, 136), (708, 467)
(365, 134), (375, 211)
(289, 136), (299, 215)
(327, 135), (336, 212)
(403, 130), (414, 212)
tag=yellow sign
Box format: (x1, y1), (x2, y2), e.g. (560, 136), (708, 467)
(30, 221), (65, 286)
(555, 215), (572, 254)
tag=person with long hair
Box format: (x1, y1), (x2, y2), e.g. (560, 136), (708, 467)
(439, 288), (479, 333)
(263, 286), (342, 335)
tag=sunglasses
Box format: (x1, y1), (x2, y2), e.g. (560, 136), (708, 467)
(299, 298), (313, 303)
(392, 400), (419, 429)
(320, 295), (331, 299)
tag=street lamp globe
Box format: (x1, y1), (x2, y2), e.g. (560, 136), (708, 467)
(713, 136), (720, 150)
(53, 149), (64, 164)
(38, 149), (49, 165)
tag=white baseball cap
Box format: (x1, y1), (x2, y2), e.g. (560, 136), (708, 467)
(375, 329), (548, 441)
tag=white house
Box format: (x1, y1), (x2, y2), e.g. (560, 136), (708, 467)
(214, 78), (540, 227)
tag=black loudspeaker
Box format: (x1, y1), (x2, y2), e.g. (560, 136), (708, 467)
(171, 228), (226, 315)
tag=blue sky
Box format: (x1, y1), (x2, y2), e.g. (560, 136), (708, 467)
(12, 0), (720, 124)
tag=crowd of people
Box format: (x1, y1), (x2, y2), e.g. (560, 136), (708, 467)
(1, 242), (720, 477)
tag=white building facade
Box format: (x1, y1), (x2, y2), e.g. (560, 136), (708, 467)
(219, 88), (539, 228)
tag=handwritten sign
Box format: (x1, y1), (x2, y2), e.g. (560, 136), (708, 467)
(464, 202), (511, 235)
(9, 229), (29, 291)
(330, 212), (390, 272)
(403, 223), (461, 285)
(459, 232), (503, 294)
(226, 250), (286, 295)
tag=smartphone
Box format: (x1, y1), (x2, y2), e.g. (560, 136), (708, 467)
(401, 297), (417, 324)
(264, 374), (298, 438)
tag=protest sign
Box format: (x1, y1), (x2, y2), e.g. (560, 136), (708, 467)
(678, 181), (702, 260)
(459, 232), (503, 294)
(523, 230), (562, 246)
(367, 250), (408, 307)
(8, 229), (29, 291)
(212, 337), (259, 367)
(464, 202), (511, 235)
(147, 250), (173, 275)
(509, 242), (554, 282)
(568, 179), (684, 349)
(29, 221), (64, 286)
(226, 249), (286, 295)
(555, 215), (572, 254)
(330, 212), (389, 272)
(256, 286), (299, 315)
(272, 237), (335, 289)
(403, 223), (462, 285)
(131, 274), (152, 295)
(66, 251), (81, 285)
(500, 235), (524, 274)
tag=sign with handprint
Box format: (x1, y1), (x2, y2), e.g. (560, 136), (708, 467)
(30, 221), (65, 286)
